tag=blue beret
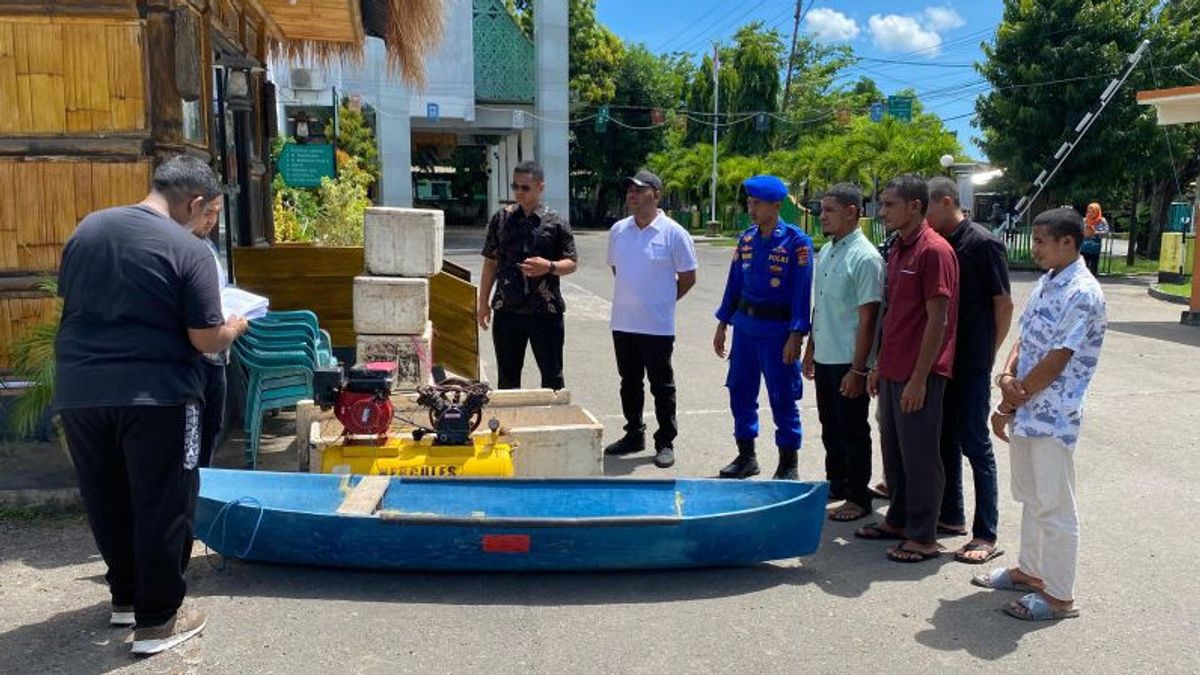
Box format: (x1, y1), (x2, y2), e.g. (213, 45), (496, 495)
(743, 175), (788, 202)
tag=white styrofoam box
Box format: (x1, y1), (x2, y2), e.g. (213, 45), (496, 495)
(352, 276), (428, 335)
(363, 207), (444, 277)
(356, 322), (434, 391)
(472, 403), (603, 477)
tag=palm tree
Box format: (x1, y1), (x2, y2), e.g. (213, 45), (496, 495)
(9, 278), (60, 440)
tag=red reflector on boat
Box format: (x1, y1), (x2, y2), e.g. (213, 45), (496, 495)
(482, 534), (530, 553)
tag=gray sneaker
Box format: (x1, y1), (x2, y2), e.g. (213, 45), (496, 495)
(110, 604), (135, 627)
(131, 604), (207, 656)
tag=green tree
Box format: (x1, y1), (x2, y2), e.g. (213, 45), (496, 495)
(327, 100), (379, 186)
(726, 23), (784, 155)
(777, 38), (856, 148)
(976, 0), (1155, 209)
(572, 44), (686, 225)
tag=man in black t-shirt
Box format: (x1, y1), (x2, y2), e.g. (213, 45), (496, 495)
(477, 160), (578, 389)
(55, 155), (248, 656)
(927, 177), (1014, 565)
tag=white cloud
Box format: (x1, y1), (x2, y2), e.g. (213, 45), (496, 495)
(923, 6), (966, 32)
(868, 14), (942, 54)
(806, 8), (860, 43)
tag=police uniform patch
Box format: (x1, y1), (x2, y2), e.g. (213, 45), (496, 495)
(797, 246), (810, 266)
(743, 234), (753, 243)
(770, 277), (781, 288)
(770, 265), (783, 273)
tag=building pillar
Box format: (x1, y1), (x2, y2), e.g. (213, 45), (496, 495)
(487, 143), (501, 218)
(520, 126), (535, 162)
(535, 0), (569, 217)
(348, 39), (413, 207)
(504, 133), (520, 201)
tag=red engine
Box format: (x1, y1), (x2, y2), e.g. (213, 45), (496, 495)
(335, 390), (393, 437)
(314, 362), (397, 440)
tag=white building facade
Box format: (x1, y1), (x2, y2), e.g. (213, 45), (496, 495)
(270, 0), (569, 220)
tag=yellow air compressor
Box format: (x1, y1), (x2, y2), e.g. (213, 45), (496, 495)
(321, 433), (514, 477)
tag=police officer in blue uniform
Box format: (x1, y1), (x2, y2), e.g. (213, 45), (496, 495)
(713, 175), (814, 479)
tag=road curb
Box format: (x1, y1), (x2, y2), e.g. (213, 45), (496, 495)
(0, 487), (82, 512)
(1148, 285), (1189, 305)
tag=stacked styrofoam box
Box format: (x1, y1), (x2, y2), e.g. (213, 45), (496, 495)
(353, 207), (444, 390)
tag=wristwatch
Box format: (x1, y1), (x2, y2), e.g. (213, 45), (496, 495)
(549, 261), (557, 275)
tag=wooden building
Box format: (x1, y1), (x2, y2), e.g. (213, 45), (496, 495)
(0, 0), (442, 368)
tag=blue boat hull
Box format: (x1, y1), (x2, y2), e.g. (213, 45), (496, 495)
(196, 469), (828, 571)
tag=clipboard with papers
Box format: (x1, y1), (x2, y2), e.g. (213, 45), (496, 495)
(221, 287), (269, 320)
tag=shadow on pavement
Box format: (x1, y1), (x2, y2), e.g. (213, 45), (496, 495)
(0, 602), (140, 674)
(187, 556), (814, 607)
(1106, 321), (1200, 348)
(915, 591), (1060, 660)
(602, 454), (656, 476)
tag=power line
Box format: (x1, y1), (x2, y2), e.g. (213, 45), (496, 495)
(856, 56), (976, 68)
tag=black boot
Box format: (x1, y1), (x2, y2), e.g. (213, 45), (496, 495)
(773, 448), (798, 480)
(719, 438), (760, 479)
(604, 429), (646, 456)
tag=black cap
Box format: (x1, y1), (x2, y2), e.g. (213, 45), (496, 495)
(623, 169), (663, 191)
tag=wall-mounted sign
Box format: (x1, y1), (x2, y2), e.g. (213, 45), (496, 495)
(277, 143), (335, 188)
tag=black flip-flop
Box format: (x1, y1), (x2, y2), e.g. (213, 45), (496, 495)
(887, 544), (943, 563)
(854, 522), (904, 540)
(954, 542), (1004, 565)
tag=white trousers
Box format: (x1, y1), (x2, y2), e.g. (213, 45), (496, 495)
(1009, 435), (1079, 601)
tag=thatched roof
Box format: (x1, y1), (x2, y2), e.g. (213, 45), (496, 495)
(270, 0), (444, 86)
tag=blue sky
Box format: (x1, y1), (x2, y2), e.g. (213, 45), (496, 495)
(596, 0), (1003, 158)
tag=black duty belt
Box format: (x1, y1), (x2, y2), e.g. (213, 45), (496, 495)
(736, 298), (790, 321)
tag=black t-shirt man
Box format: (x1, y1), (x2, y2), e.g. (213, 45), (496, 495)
(947, 218), (1011, 373)
(55, 204), (225, 408)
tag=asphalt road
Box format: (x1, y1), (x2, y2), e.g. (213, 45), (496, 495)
(1, 226), (1197, 674)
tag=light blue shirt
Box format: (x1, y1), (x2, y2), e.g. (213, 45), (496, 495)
(204, 239), (230, 365)
(1012, 257), (1107, 449)
(811, 229), (884, 365)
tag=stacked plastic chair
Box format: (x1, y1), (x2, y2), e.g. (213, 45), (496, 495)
(231, 309), (336, 468)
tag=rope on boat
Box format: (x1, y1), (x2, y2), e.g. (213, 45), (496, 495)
(204, 496), (265, 572)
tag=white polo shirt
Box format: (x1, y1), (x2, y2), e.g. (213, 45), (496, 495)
(607, 210), (698, 336)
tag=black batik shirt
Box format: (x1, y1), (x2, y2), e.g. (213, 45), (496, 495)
(481, 204), (577, 314)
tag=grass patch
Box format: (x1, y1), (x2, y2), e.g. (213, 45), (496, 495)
(1157, 281), (1192, 298)
(1103, 255), (1159, 276)
(0, 505), (84, 522)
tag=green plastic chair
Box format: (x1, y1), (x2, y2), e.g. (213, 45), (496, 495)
(251, 311), (334, 366)
(230, 340), (315, 469)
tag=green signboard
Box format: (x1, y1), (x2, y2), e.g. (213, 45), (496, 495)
(887, 95), (913, 123)
(277, 142), (336, 188)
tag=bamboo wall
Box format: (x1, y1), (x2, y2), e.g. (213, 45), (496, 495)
(0, 160), (152, 272)
(0, 159), (150, 368)
(0, 16), (146, 135)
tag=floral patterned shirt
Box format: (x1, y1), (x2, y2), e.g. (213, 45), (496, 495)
(1011, 257), (1107, 449)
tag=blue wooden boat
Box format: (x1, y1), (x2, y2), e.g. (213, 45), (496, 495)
(195, 468), (828, 571)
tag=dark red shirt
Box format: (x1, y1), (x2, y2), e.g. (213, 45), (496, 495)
(877, 223), (959, 382)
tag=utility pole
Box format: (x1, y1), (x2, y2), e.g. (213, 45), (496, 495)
(782, 0), (806, 111)
(708, 42), (720, 234)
